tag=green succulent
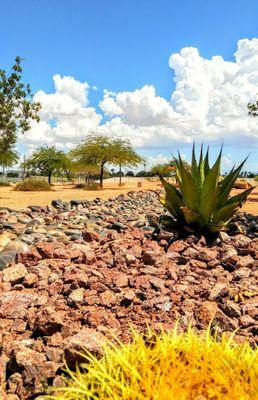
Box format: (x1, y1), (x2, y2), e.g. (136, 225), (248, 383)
(159, 145), (253, 233)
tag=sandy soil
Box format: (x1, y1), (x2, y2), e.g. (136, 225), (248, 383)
(0, 180), (257, 215)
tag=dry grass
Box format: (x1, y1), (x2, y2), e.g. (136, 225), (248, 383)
(0, 179), (257, 214)
(46, 327), (258, 400)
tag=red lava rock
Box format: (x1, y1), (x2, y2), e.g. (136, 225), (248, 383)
(113, 273), (129, 288)
(23, 273), (38, 287)
(16, 248), (42, 266)
(64, 327), (105, 365)
(99, 290), (117, 307)
(83, 230), (99, 242)
(0, 292), (37, 319)
(2, 264), (28, 285)
(236, 255), (254, 269)
(0, 195), (256, 398)
(33, 306), (65, 335)
(168, 240), (187, 253)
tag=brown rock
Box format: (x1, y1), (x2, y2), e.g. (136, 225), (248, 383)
(236, 255), (254, 269)
(0, 292), (37, 319)
(113, 273), (128, 288)
(3, 264), (28, 285)
(100, 290), (117, 307)
(23, 273), (38, 287)
(65, 327), (105, 364)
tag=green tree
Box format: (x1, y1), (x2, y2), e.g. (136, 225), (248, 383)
(0, 56), (40, 150)
(23, 146), (70, 184)
(0, 145), (19, 174)
(247, 100), (258, 117)
(71, 135), (118, 188)
(71, 161), (105, 183)
(150, 162), (175, 177)
(112, 139), (143, 185)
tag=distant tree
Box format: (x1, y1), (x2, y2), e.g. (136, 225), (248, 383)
(149, 162), (175, 177)
(23, 146), (70, 184)
(247, 100), (258, 117)
(71, 161), (110, 183)
(136, 170), (152, 177)
(0, 56), (40, 150)
(71, 136), (120, 188)
(126, 171), (134, 177)
(0, 144), (19, 174)
(112, 139), (143, 185)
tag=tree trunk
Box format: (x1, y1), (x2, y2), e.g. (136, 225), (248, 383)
(119, 164), (122, 186)
(48, 172), (52, 184)
(100, 163), (104, 189)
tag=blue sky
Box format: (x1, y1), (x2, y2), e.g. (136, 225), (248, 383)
(1, 0), (258, 172)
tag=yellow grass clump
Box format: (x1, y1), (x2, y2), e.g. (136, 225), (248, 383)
(46, 327), (257, 400)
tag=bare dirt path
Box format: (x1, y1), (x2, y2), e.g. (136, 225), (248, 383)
(0, 180), (257, 215)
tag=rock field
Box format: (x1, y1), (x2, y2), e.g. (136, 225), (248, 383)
(0, 191), (257, 399)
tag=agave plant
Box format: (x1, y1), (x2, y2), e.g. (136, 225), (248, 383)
(159, 145), (253, 233)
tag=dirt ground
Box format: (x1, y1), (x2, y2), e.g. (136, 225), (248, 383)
(0, 180), (257, 215)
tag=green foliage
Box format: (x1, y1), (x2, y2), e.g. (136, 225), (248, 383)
(160, 145), (253, 233)
(254, 175), (258, 182)
(0, 181), (11, 186)
(71, 136), (142, 188)
(0, 56), (40, 149)
(247, 100), (258, 117)
(15, 178), (52, 191)
(150, 162), (175, 177)
(112, 139), (143, 184)
(74, 182), (100, 190)
(23, 146), (71, 183)
(0, 143), (19, 173)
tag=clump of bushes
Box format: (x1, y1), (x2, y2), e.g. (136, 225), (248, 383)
(47, 328), (257, 400)
(74, 182), (100, 190)
(254, 175), (258, 182)
(14, 178), (52, 191)
(0, 182), (11, 187)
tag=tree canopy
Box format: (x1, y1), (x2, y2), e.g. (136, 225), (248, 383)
(112, 139), (143, 184)
(71, 135), (142, 188)
(149, 162), (175, 177)
(247, 100), (258, 117)
(23, 146), (71, 183)
(0, 144), (19, 174)
(0, 57), (40, 150)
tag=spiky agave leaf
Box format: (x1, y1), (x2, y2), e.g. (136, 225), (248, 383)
(217, 157), (248, 208)
(159, 176), (184, 220)
(191, 144), (201, 190)
(199, 147), (222, 225)
(203, 146), (210, 178)
(159, 144), (253, 234)
(177, 153), (200, 212)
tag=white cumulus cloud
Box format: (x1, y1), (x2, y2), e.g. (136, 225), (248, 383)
(19, 38), (258, 152)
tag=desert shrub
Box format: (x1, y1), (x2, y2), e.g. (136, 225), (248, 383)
(46, 328), (257, 400)
(14, 178), (52, 191)
(6, 171), (19, 178)
(254, 175), (258, 182)
(74, 182), (100, 190)
(160, 145), (253, 233)
(0, 181), (11, 186)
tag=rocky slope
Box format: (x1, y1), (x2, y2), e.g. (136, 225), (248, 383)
(0, 191), (257, 399)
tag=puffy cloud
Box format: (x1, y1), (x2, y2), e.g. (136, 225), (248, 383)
(19, 75), (102, 149)
(19, 39), (258, 152)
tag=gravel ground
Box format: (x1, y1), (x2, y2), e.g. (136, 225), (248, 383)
(0, 190), (257, 399)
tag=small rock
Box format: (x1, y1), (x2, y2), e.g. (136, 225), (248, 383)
(4, 240), (30, 253)
(221, 301), (241, 318)
(65, 328), (105, 364)
(3, 263), (28, 285)
(68, 288), (85, 305)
